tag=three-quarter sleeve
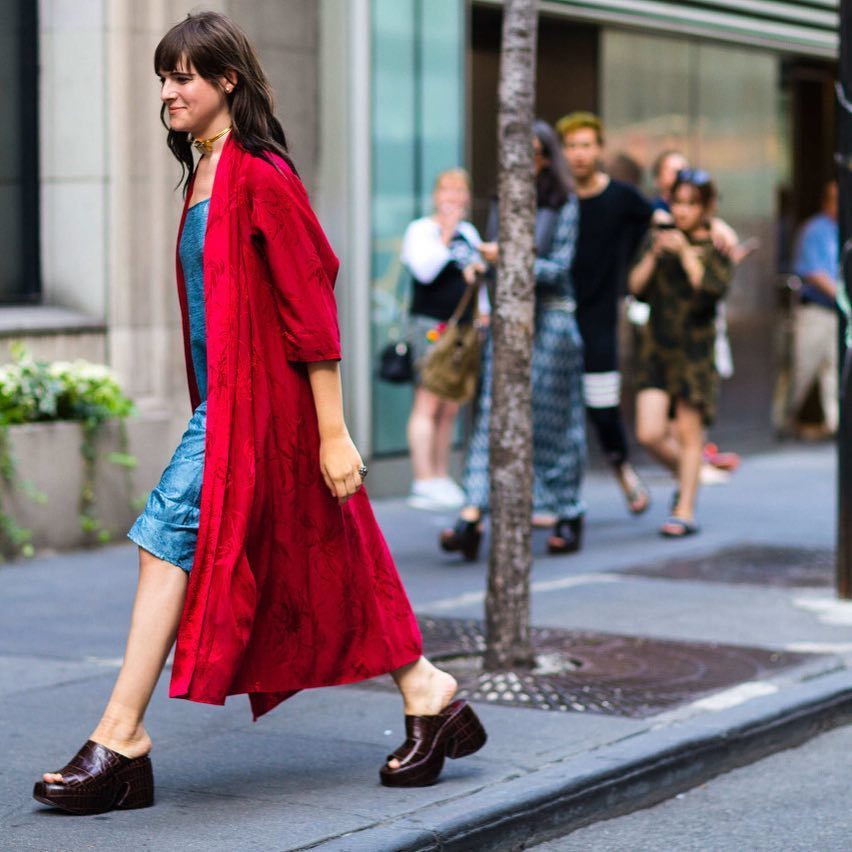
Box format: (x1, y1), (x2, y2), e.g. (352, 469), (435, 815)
(401, 218), (453, 283)
(249, 160), (342, 363)
(534, 197), (579, 291)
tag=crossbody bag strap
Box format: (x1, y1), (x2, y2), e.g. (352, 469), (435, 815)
(447, 275), (482, 327)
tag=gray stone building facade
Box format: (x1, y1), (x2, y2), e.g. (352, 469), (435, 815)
(8, 1), (349, 466)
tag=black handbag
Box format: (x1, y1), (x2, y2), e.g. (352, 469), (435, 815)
(378, 339), (414, 383)
(377, 259), (415, 384)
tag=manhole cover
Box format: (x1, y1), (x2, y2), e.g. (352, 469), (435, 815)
(621, 545), (834, 587)
(366, 617), (816, 718)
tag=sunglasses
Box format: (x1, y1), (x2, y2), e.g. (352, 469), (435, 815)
(675, 167), (711, 187)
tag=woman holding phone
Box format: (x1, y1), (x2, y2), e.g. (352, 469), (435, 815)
(629, 169), (733, 537)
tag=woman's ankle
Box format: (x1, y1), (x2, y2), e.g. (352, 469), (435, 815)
(393, 659), (457, 715)
(91, 710), (149, 750)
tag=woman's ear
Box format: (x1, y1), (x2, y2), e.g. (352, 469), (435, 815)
(222, 70), (238, 92)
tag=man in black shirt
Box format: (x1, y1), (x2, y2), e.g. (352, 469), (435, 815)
(557, 112), (653, 514)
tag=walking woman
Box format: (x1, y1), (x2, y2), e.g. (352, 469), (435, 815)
(441, 120), (586, 560)
(401, 169), (484, 511)
(629, 169), (733, 537)
(33, 12), (485, 815)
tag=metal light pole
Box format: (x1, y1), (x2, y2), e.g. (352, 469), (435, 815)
(836, 0), (852, 598)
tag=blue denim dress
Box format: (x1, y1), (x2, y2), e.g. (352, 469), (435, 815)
(127, 199), (209, 572)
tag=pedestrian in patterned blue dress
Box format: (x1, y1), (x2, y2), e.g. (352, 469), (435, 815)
(440, 120), (586, 561)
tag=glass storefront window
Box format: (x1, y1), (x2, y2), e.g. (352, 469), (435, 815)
(370, 0), (464, 455)
(601, 27), (780, 439)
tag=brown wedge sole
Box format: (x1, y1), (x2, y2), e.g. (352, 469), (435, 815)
(33, 740), (154, 815)
(380, 699), (487, 788)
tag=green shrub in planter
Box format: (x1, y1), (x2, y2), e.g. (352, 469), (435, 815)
(0, 345), (136, 557)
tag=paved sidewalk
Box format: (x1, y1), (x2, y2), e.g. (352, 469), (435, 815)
(3, 444), (852, 851)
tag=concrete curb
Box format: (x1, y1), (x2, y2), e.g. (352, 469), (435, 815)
(311, 668), (852, 851)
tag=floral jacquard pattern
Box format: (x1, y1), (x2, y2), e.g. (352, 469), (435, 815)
(169, 139), (423, 719)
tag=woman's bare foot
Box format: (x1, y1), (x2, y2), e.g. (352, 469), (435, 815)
(616, 463), (650, 514)
(42, 720), (152, 784)
(388, 658), (458, 769)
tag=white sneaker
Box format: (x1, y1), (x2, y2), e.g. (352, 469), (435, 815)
(699, 463), (730, 485)
(406, 479), (462, 511)
(434, 477), (465, 508)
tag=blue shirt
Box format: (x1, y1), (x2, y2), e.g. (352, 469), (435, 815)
(793, 212), (838, 309)
(179, 199), (209, 400)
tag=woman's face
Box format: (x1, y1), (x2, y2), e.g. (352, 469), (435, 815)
(433, 175), (470, 218)
(532, 136), (550, 177)
(159, 58), (231, 138)
(670, 184), (705, 232)
(656, 153), (688, 196)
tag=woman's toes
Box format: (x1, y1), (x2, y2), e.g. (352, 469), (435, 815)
(42, 772), (63, 783)
(387, 758), (401, 770)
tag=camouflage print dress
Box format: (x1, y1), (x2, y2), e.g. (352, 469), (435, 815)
(633, 235), (732, 425)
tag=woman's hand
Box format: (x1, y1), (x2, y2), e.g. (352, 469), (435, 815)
(655, 228), (688, 255)
(319, 432), (364, 505)
(435, 207), (464, 244)
(462, 261), (486, 285)
(479, 242), (499, 264)
(709, 217), (739, 257)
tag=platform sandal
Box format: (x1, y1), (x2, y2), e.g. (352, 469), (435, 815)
(380, 699), (487, 788)
(439, 518), (483, 562)
(33, 740), (154, 815)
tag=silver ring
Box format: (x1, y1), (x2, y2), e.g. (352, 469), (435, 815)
(358, 465), (368, 480)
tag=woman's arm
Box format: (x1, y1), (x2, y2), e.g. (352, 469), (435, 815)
(696, 247), (733, 299)
(401, 219), (454, 283)
(654, 228), (704, 289)
(306, 361), (364, 505)
(678, 242), (707, 289)
(534, 198), (579, 290)
(628, 233), (661, 296)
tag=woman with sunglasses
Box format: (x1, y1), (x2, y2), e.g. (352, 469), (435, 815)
(628, 169), (733, 537)
(33, 11), (486, 815)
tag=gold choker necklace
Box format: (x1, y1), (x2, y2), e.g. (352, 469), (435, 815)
(192, 125), (231, 154)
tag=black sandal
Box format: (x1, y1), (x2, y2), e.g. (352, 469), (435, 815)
(660, 516), (699, 538)
(547, 516), (583, 555)
(439, 518), (483, 561)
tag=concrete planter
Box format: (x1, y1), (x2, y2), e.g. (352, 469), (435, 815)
(1, 415), (170, 553)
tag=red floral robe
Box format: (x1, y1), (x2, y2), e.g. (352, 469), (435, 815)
(169, 137), (422, 719)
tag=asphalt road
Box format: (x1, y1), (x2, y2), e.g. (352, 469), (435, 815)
(534, 720), (852, 852)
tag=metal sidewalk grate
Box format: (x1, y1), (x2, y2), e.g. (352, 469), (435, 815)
(376, 616), (817, 718)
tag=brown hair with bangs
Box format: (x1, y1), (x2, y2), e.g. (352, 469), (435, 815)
(155, 11), (294, 191)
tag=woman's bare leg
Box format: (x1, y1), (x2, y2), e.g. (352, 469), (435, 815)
(384, 657), (458, 769)
(432, 400), (461, 478)
(43, 548), (188, 782)
(635, 389), (680, 472)
(671, 400), (704, 520)
(407, 387), (443, 481)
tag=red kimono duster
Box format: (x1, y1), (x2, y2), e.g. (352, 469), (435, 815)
(169, 137), (422, 719)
